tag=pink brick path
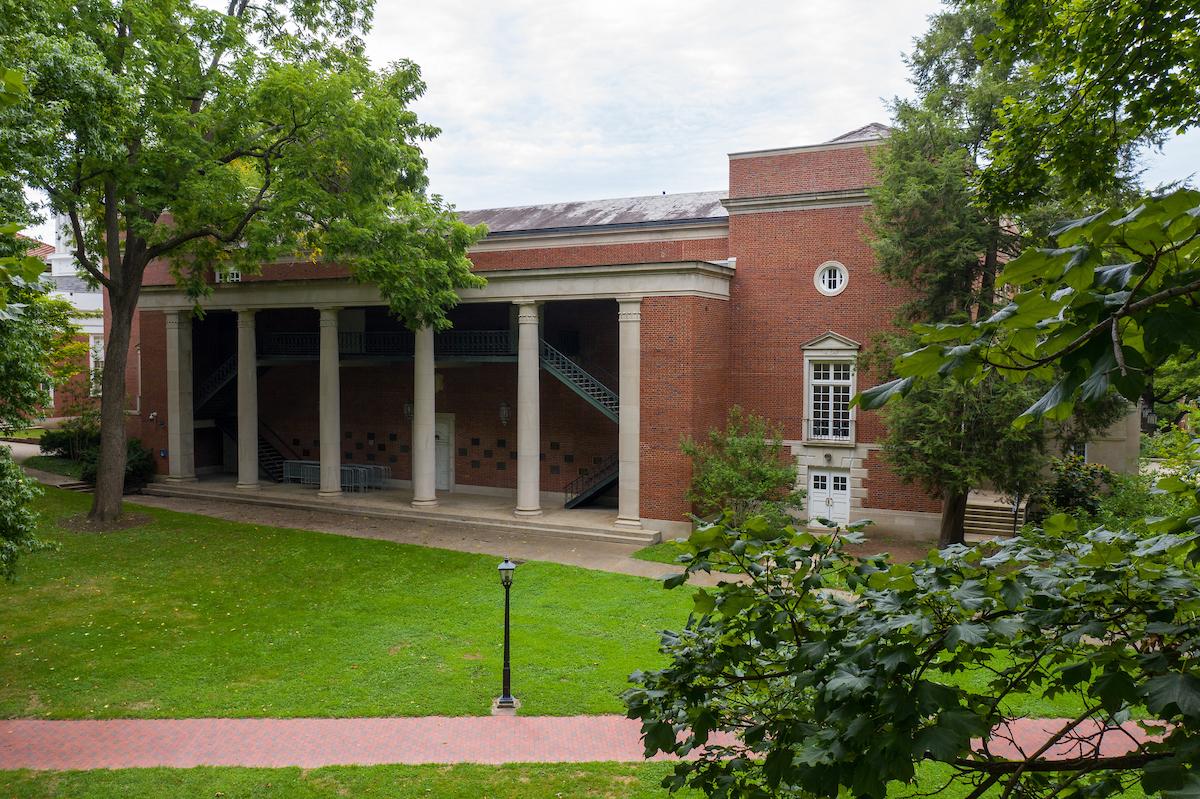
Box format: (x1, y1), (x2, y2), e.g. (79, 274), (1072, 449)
(0, 715), (1155, 771)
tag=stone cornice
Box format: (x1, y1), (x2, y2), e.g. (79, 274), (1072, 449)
(137, 260), (735, 312)
(468, 219), (727, 252)
(721, 189), (872, 215)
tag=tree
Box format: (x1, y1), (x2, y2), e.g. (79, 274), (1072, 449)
(681, 406), (803, 527)
(976, 0), (1200, 209)
(0, 0), (486, 522)
(879, 374), (1044, 547)
(626, 510), (1200, 799)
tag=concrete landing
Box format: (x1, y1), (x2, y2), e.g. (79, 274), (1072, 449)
(141, 476), (660, 547)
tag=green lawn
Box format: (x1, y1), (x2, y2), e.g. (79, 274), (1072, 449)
(0, 488), (691, 719)
(0, 763), (695, 798)
(631, 538), (689, 565)
(1, 428), (46, 440)
(21, 455), (83, 479)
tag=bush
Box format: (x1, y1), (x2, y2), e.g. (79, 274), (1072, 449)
(39, 411), (100, 460)
(0, 446), (44, 580)
(1026, 454), (1111, 523)
(80, 438), (156, 492)
(681, 406), (803, 527)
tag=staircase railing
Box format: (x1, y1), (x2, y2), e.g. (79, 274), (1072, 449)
(539, 339), (619, 422)
(196, 355), (238, 410)
(564, 453), (619, 508)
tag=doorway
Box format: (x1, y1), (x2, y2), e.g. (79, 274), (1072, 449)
(808, 468), (850, 525)
(435, 414), (454, 491)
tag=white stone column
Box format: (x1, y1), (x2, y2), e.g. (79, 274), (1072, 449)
(411, 325), (438, 507)
(235, 309), (259, 490)
(514, 301), (542, 516)
(165, 311), (196, 481)
(616, 298), (642, 528)
(318, 307), (342, 497)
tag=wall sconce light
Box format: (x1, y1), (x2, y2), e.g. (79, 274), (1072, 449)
(824, 453), (833, 464)
(499, 400), (511, 427)
(403, 402), (414, 422)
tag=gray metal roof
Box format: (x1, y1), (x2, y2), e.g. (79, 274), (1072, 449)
(42, 274), (98, 294)
(827, 122), (892, 143)
(458, 190), (728, 235)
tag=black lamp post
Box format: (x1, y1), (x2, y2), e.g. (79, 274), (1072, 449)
(496, 557), (517, 710)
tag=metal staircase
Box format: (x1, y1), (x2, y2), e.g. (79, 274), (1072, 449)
(196, 354), (238, 410)
(214, 418), (289, 482)
(564, 453), (619, 509)
(539, 340), (619, 422)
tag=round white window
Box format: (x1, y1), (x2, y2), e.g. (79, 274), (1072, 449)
(814, 261), (849, 296)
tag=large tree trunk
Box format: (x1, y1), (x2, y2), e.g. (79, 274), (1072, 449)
(89, 291), (136, 522)
(938, 489), (969, 548)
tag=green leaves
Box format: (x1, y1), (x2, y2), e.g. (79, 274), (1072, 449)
(627, 508), (1200, 799)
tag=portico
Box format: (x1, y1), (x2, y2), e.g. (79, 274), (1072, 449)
(143, 260), (733, 533)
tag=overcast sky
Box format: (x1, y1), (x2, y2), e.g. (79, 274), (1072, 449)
(23, 0), (1199, 242)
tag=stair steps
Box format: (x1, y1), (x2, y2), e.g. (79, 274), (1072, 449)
(964, 503), (1023, 538)
(539, 340), (619, 422)
(141, 482), (659, 546)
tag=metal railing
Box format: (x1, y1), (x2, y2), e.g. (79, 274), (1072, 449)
(196, 355), (238, 409)
(804, 417), (855, 443)
(257, 330), (515, 359)
(539, 339), (619, 421)
(564, 453), (619, 508)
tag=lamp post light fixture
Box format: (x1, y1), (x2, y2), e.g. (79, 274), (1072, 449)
(498, 400), (511, 427)
(494, 557), (518, 713)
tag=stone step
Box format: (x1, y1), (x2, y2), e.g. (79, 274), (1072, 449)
(141, 483), (660, 547)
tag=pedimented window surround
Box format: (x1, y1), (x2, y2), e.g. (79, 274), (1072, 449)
(801, 331), (859, 446)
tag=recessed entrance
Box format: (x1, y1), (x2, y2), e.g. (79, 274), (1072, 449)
(808, 468), (850, 525)
(435, 414), (454, 491)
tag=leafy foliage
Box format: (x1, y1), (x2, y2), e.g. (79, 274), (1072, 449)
(626, 500), (1200, 799)
(79, 437), (155, 491)
(977, 0), (1200, 209)
(38, 410), (101, 462)
(881, 372), (1045, 545)
(0, 447), (46, 580)
(680, 407), (803, 527)
(860, 190), (1200, 429)
(1025, 455), (1111, 524)
(0, 0), (486, 520)
(0, 287), (82, 430)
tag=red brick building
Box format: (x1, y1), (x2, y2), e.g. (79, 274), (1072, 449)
(123, 124), (961, 538)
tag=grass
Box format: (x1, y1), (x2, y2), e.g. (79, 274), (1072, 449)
(631, 538), (688, 565)
(21, 455), (83, 479)
(0, 428), (46, 440)
(0, 488), (692, 719)
(0, 763), (697, 798)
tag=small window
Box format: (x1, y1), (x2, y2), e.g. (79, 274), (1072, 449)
(833, 475), (848, 492)
(814, 261), (848, 297)
(215, 267), (242, 284)
(88, 335), (104, 397)
(812, 474), (827, 491)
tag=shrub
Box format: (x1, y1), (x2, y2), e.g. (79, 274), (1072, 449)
(80, 438), (156, 492)
(39, 410), (100, 460)
(681, 406), (803, 527)
(0, 446), (45, 580)
(1025, 454), (1110, 523)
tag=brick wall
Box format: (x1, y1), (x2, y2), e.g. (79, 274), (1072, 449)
(863, 449), (943, 514)
(134, 310), (170, 473)
(729, 143), (882, 198)
(48, 334), (96, 417)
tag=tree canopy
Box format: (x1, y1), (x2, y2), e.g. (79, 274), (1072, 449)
(976, 0), (1200, 209)
(0, 0), (486, 520)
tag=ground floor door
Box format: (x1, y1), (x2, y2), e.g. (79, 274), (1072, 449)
(435, 414), (454, 491)
(808, 468), (850, 525)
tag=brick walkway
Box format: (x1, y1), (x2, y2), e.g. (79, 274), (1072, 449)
(0, 715), (1155, 771)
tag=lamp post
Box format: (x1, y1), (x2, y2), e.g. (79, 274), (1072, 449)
(495, 557), (518, 712)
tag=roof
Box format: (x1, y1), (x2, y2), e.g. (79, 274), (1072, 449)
(826, 122), (892, 144)
(458, 190), (728, 235)
(43, 274), (98, 294)
(19, 235), (54, 259)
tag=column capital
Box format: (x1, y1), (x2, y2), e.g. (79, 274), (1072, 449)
(318, 307), (341, 326)
(617, 297), (642, 323)
(515, 302), (540, 324)
(165, 310), (190, 330)
(236, 308), (257, 325)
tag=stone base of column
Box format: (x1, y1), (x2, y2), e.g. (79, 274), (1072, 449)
(165, 475), (198, 483)
(614, 516), (643, 529)
(411, 497), (439, 508)
(514, 507), (543, 518)
(235, 482), (260, 491)
(318, 488), (342, 498)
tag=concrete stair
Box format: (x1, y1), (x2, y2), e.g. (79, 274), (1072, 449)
(964, 502), (1022, 538)
(141, 482), (660, 547)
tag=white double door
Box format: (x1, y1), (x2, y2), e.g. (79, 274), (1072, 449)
(808, 468), (850, 524)
(434, 415), (453, 491)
